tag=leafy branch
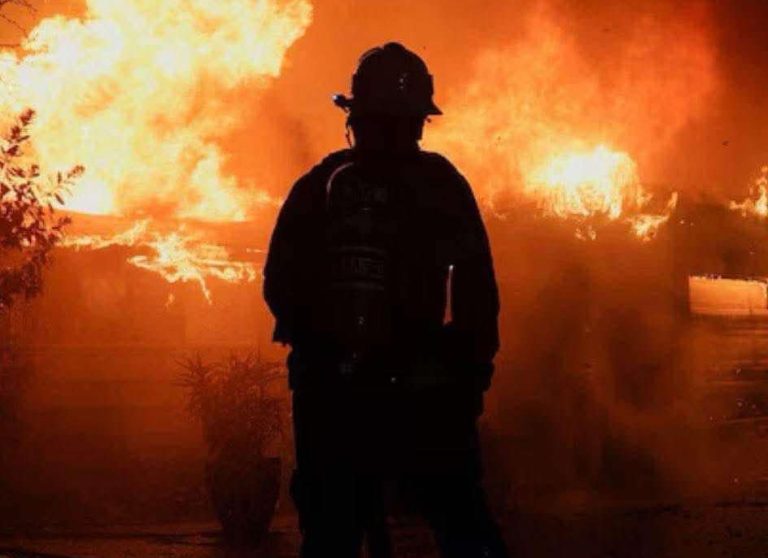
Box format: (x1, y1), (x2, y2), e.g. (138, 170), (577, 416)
(0, 109), (83, 312)
(179, 353), (286, 456)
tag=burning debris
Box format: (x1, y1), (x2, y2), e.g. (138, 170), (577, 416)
(63, 220), (259, 303)
(128, 231), (257, 303)
(61, 219), (150, 251)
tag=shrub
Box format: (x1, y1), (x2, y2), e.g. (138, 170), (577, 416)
(180, 353), (286, 456)
(0, 109), (83, 312)
(180, 353), (287, 545)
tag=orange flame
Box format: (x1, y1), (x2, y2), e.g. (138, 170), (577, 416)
(62, 220), (150, 250)
(730, 166), (768, 218)
(128, 232), (257, 303)
(627, 194), (679, 241)
(64, 221), (258, 303)
(0, 0), (312, 221)
(525, 146), (644, 220)
(523, 145), (677, 240)
(428, 2), (713, 240)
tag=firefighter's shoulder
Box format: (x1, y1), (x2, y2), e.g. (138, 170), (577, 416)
(307, 149), (354, 182)
(287, 149), (353, 200)
(419, 150), (477, 199)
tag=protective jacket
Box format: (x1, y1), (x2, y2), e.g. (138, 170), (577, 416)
(263, 148), (499, 392)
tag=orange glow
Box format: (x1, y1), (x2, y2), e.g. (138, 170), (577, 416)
(62, 220), (150, 250)
(525, 146), (642, 220)
(427, 2), (714, 240)
(522, 145), (677, 240)
(730, 166), (768, 218)
(0, 0), (312, 220)
(64, 221), (258, 303)
(0, 0), (309, 299)
(627, 193), (678, 241)
(128, 232), (257, 303)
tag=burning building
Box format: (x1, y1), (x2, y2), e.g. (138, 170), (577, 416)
(1, 0), (768, 530)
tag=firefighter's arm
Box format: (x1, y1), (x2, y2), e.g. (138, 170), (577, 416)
(263, 173), (319, 345)
(448, 172), (500, 391)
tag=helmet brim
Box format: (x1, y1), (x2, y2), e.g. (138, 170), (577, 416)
(424, 101), (443, 116)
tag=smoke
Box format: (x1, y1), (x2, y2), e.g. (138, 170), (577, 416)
(413, 1), (741, 503)
(426, 1), (718, 206)
(5, 0), (768, 508)
(0, 0), (312, 220)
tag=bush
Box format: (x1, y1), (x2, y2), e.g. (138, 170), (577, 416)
(180, 353), (285, 454)
(180, 353), (287, 545)
(0, 109), (82, 312)
(0, 109), (80, 492)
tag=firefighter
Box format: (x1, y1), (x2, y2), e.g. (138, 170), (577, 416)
(264, 42), (507, 558)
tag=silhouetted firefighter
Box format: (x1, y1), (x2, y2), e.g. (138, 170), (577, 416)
(264, 42), (508, 558)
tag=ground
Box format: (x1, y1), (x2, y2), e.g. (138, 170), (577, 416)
(2, 499), (768, 558)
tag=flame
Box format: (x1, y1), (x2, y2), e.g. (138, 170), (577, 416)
(64, 222), (258, 303)
(128, 232), (257, 303)
(627, 193), (679, 241)
(0, 0), (312, 220)
(525, 146), (644, 220)
(522, 145), (677, 240)
(427, 1), (714, 240)
(730, 166), (768, 218)
(62, 220), (150, 250)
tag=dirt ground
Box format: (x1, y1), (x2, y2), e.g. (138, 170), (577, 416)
(2, 499), (768, 558)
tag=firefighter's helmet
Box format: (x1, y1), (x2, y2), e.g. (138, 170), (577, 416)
(333, 42), (442, 117)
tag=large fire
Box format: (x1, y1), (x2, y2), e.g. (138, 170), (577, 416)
(0, 0), (310, 300)
(0, 0), (312, 220)
(0, 0), (721, 297)
(428, 2), (714, 240)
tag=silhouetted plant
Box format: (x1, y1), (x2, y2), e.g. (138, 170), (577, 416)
(0, 110), (80, 487)
(180, 353), (287, 546)
(0, 109), (83, 312)
(180, 353), (285, 454)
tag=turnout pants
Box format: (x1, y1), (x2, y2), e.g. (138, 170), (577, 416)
(291, 385), (508, 558)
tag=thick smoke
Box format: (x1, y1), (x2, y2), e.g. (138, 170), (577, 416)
(6, 0), (768, 507)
